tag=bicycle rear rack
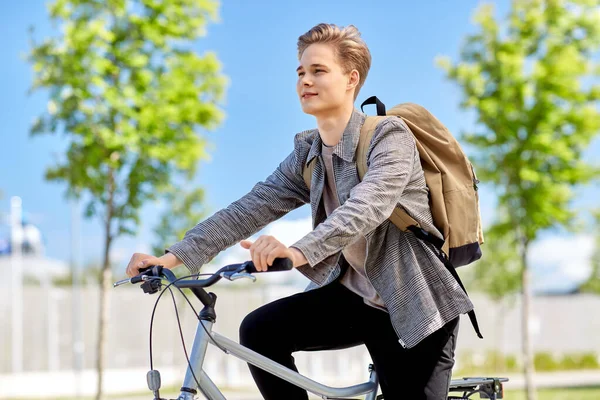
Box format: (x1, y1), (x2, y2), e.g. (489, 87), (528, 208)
(448, 377), (507, 399)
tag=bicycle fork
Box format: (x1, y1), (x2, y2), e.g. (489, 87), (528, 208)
(146, 319), (222, 400)
(176, 318), (224, 400)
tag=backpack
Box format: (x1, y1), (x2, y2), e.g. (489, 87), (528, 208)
(302, 96), (484, 268)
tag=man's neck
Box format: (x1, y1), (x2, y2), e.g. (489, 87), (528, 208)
(316, 103), (355, 147)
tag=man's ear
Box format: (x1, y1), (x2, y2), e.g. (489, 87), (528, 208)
(347, 69), (360, 91)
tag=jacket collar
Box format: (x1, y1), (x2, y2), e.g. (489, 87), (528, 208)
(305, 108), (367, 166)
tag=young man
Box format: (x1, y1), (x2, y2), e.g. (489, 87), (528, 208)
(126, 23), (474, 399)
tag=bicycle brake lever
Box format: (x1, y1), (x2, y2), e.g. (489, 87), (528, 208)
(113, 278), (130, 287)
(112, 274), (153, 287)
(220, 271), (256, 282)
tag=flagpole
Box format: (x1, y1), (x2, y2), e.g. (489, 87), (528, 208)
(10, 196), (23, 373)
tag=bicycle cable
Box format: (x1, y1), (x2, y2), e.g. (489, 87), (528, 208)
(167, 286), (202, 390)
(148, 273), (210, 370)
(148, 272), (232, 377)
(162, 276), (231, 355)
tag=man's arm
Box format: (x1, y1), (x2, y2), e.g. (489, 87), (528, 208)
(292, 118), (415, 267)
(166, 147), (310, 274)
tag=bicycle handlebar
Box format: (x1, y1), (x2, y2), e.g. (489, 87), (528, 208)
(114, 257), (294, 290)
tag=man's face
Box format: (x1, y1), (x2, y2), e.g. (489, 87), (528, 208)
(296, 43), (355, 117)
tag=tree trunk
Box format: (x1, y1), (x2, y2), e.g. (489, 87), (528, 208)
(495, 299), (505, 372)
(520, 240), (537, 400)
(95, 173), (115, 400)
(95, 229), (113, 400)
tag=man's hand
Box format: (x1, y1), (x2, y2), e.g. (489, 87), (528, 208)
(240, 235), (307, 271)
(125, 252), (181, 277)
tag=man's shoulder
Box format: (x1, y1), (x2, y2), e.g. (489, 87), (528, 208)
(294, 128), (318, 144)
(371, 116), (409, 135)
(292, 128), (319, 156)
(368, 116), (417, 149)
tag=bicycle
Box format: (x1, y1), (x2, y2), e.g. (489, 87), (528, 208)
(114, 259), (508, 399)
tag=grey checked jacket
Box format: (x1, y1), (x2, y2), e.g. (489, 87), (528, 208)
(167, 108), (474, 349)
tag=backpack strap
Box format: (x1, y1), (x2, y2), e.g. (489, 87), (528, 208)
(357, 116), (422, 232)
(440, 252), (484, 339)
(360, 95), (387, 116)
(302, 158), (315, 190)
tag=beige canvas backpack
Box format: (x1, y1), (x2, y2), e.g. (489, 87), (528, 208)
(302, 97), (484, 267)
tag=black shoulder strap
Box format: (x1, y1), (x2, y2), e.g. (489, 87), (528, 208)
(442, 257), (484, 339)
(360, 96), (387, 116)
(410, 226), (484, 339)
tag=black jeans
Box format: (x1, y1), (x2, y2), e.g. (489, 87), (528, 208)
(239, 280), (459, 400)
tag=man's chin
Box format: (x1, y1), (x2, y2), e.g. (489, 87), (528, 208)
(300, 103), (321, 116)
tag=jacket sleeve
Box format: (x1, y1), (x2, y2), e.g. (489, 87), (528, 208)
(292, 118), (415, 267)
(167, 139), (311, 274)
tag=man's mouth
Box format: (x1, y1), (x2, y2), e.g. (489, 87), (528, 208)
(302, 93), (317, 99)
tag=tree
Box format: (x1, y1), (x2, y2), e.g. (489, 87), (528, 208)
(463, 216), (522, 371)
(152, 187), (207, 257)
(152, 186), (207, 277)
(27, 1), (227, 398)
(437, 1), (600, 399)
(466, 218), (522, 301)
(579, 210), (600, 294)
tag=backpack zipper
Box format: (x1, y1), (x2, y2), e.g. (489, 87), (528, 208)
(470, 163), (480, 191)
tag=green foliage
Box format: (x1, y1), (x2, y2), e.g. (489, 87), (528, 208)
(456, 350), (520, 374)
(465, 214), (522, 299)
(534, 352), (560, 371)
(439, 5), (600, 396)
(534, 351), (600, 371)
(437, 0), (600, 244)
(27, 4), (226, 396)
(456, 350), (599, 374)
(152, 186), (207, 257)
(28, 0), (226, 246)
(560, 352), (600, 370)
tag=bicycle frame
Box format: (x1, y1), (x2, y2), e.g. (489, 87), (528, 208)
(172, 303), (507, 400)
(121, 264), (507, 400)
(176, 318), (380, 400)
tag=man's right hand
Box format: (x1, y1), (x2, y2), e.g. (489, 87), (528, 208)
(126, 252), (181, 277)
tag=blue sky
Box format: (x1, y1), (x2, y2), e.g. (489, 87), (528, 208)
(1, 0), (598, 291)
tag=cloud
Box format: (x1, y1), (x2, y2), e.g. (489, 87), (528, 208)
(110, 242), (153, 265)
(529, 234), (596, 293)
(215, 217), (313, 286)
(260, 217), (313, 246)
(219, 216), (313, 264)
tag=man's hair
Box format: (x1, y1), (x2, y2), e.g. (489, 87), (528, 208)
(297, 23), (371, 100)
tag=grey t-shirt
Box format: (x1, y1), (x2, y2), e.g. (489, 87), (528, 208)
(321, 143), (387, 311)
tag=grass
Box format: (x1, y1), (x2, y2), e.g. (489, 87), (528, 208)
(503, 386), (600, 400)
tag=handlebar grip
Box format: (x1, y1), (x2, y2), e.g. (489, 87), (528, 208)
(130, 265), (166, 284)
(129, 266), (153, 284)
(245, 258), (293, 273)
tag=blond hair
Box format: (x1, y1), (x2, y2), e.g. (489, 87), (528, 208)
(297, 23), (371, 100)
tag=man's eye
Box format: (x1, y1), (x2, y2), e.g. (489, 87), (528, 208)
(315, 69), (324, 73)
(298, 72), (305, 77)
